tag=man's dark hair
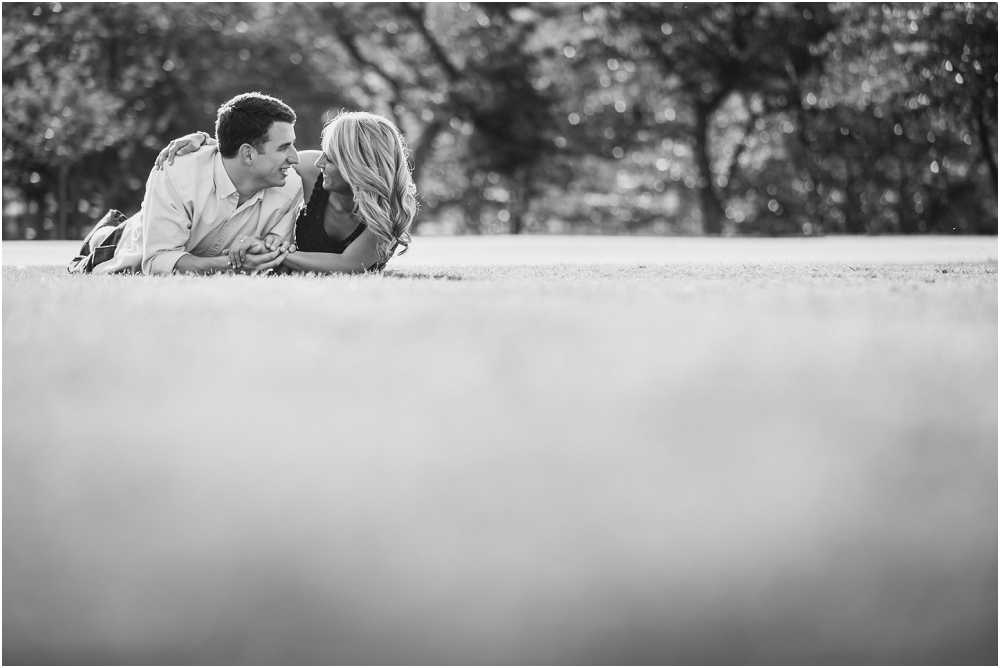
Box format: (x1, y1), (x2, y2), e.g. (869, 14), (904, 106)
(215, 92), (296, 158)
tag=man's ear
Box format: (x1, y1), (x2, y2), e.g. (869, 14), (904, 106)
(239, 144), (255, 165)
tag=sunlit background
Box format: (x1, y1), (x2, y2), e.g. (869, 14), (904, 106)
(2, 2), (997, 240)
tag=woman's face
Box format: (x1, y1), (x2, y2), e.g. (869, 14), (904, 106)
(315, 150), (351, 194)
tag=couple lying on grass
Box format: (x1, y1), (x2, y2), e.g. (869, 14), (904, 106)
(69, 92), (416, 276)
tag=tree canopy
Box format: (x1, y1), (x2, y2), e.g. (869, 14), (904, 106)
(3, 2), (996, 240)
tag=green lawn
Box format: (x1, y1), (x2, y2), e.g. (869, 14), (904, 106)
(3, 261), (997, 664)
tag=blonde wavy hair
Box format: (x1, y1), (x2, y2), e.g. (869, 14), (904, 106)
(322, 111), (417, 263)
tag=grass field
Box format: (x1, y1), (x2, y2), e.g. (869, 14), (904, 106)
(3, 245), (998, 664)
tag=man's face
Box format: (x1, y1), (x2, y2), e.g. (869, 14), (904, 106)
(250, 121), (298, 189)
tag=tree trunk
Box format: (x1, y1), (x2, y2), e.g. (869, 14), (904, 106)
(56, 163), (70, 239)
(410, 118), (444, 185)
(787, 89), (826, 235)
(976, 102), (998, 196)
(408, 119), (445, 234)
(462, 191), (483, 234)
(693, 102), (725, 235)
(508, 212), (522, 234)
(508, 179), (530, 234)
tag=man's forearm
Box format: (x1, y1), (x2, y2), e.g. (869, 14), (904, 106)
(172, 253), (230, 275)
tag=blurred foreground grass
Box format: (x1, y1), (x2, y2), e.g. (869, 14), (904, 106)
(3, 262), (997, 664)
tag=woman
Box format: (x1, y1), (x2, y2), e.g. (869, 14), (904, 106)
(158, 111), (416, 274)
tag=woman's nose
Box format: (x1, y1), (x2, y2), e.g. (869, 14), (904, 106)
(314, 154), (325, 168)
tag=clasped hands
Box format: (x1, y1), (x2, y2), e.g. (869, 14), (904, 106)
(227, 234), (297, 274)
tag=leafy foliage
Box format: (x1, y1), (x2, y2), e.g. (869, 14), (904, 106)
(3, 2), (996, 239)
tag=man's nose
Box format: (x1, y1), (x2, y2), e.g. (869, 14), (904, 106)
(288, 148), (299, 165)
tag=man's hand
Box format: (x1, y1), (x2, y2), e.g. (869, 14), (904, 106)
(228, 235), (267, 270)
(155, 133), (210, 170)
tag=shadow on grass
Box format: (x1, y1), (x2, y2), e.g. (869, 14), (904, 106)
(382, 270), (464, 281)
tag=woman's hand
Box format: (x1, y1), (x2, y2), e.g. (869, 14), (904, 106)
(261, 233), (292, 253)
(155, 132), (211, 170)
(234, 247), (287, 275)
(227, 235), (267, 270)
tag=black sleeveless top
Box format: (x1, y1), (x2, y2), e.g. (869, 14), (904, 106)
(294, 176), (392, 272)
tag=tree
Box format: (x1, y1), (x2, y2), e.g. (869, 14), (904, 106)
(311, 3), (563, 234)
(793, 3), (997, 234)
(3, 2), (995, 239)
(608, 3), (837, 235)
(2, 2), (352, 239)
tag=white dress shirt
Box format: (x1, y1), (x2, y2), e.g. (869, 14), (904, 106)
(94, 146), (303, 275)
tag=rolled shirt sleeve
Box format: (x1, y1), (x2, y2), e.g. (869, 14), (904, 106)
(141, 166), (195, 276)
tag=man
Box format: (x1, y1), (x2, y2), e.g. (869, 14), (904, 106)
(69, 92), (303, 275)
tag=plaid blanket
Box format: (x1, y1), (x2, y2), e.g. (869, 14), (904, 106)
(67, 210), (130, 274)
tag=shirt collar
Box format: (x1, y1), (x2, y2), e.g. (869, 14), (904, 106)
(213, 150), (238, 200)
